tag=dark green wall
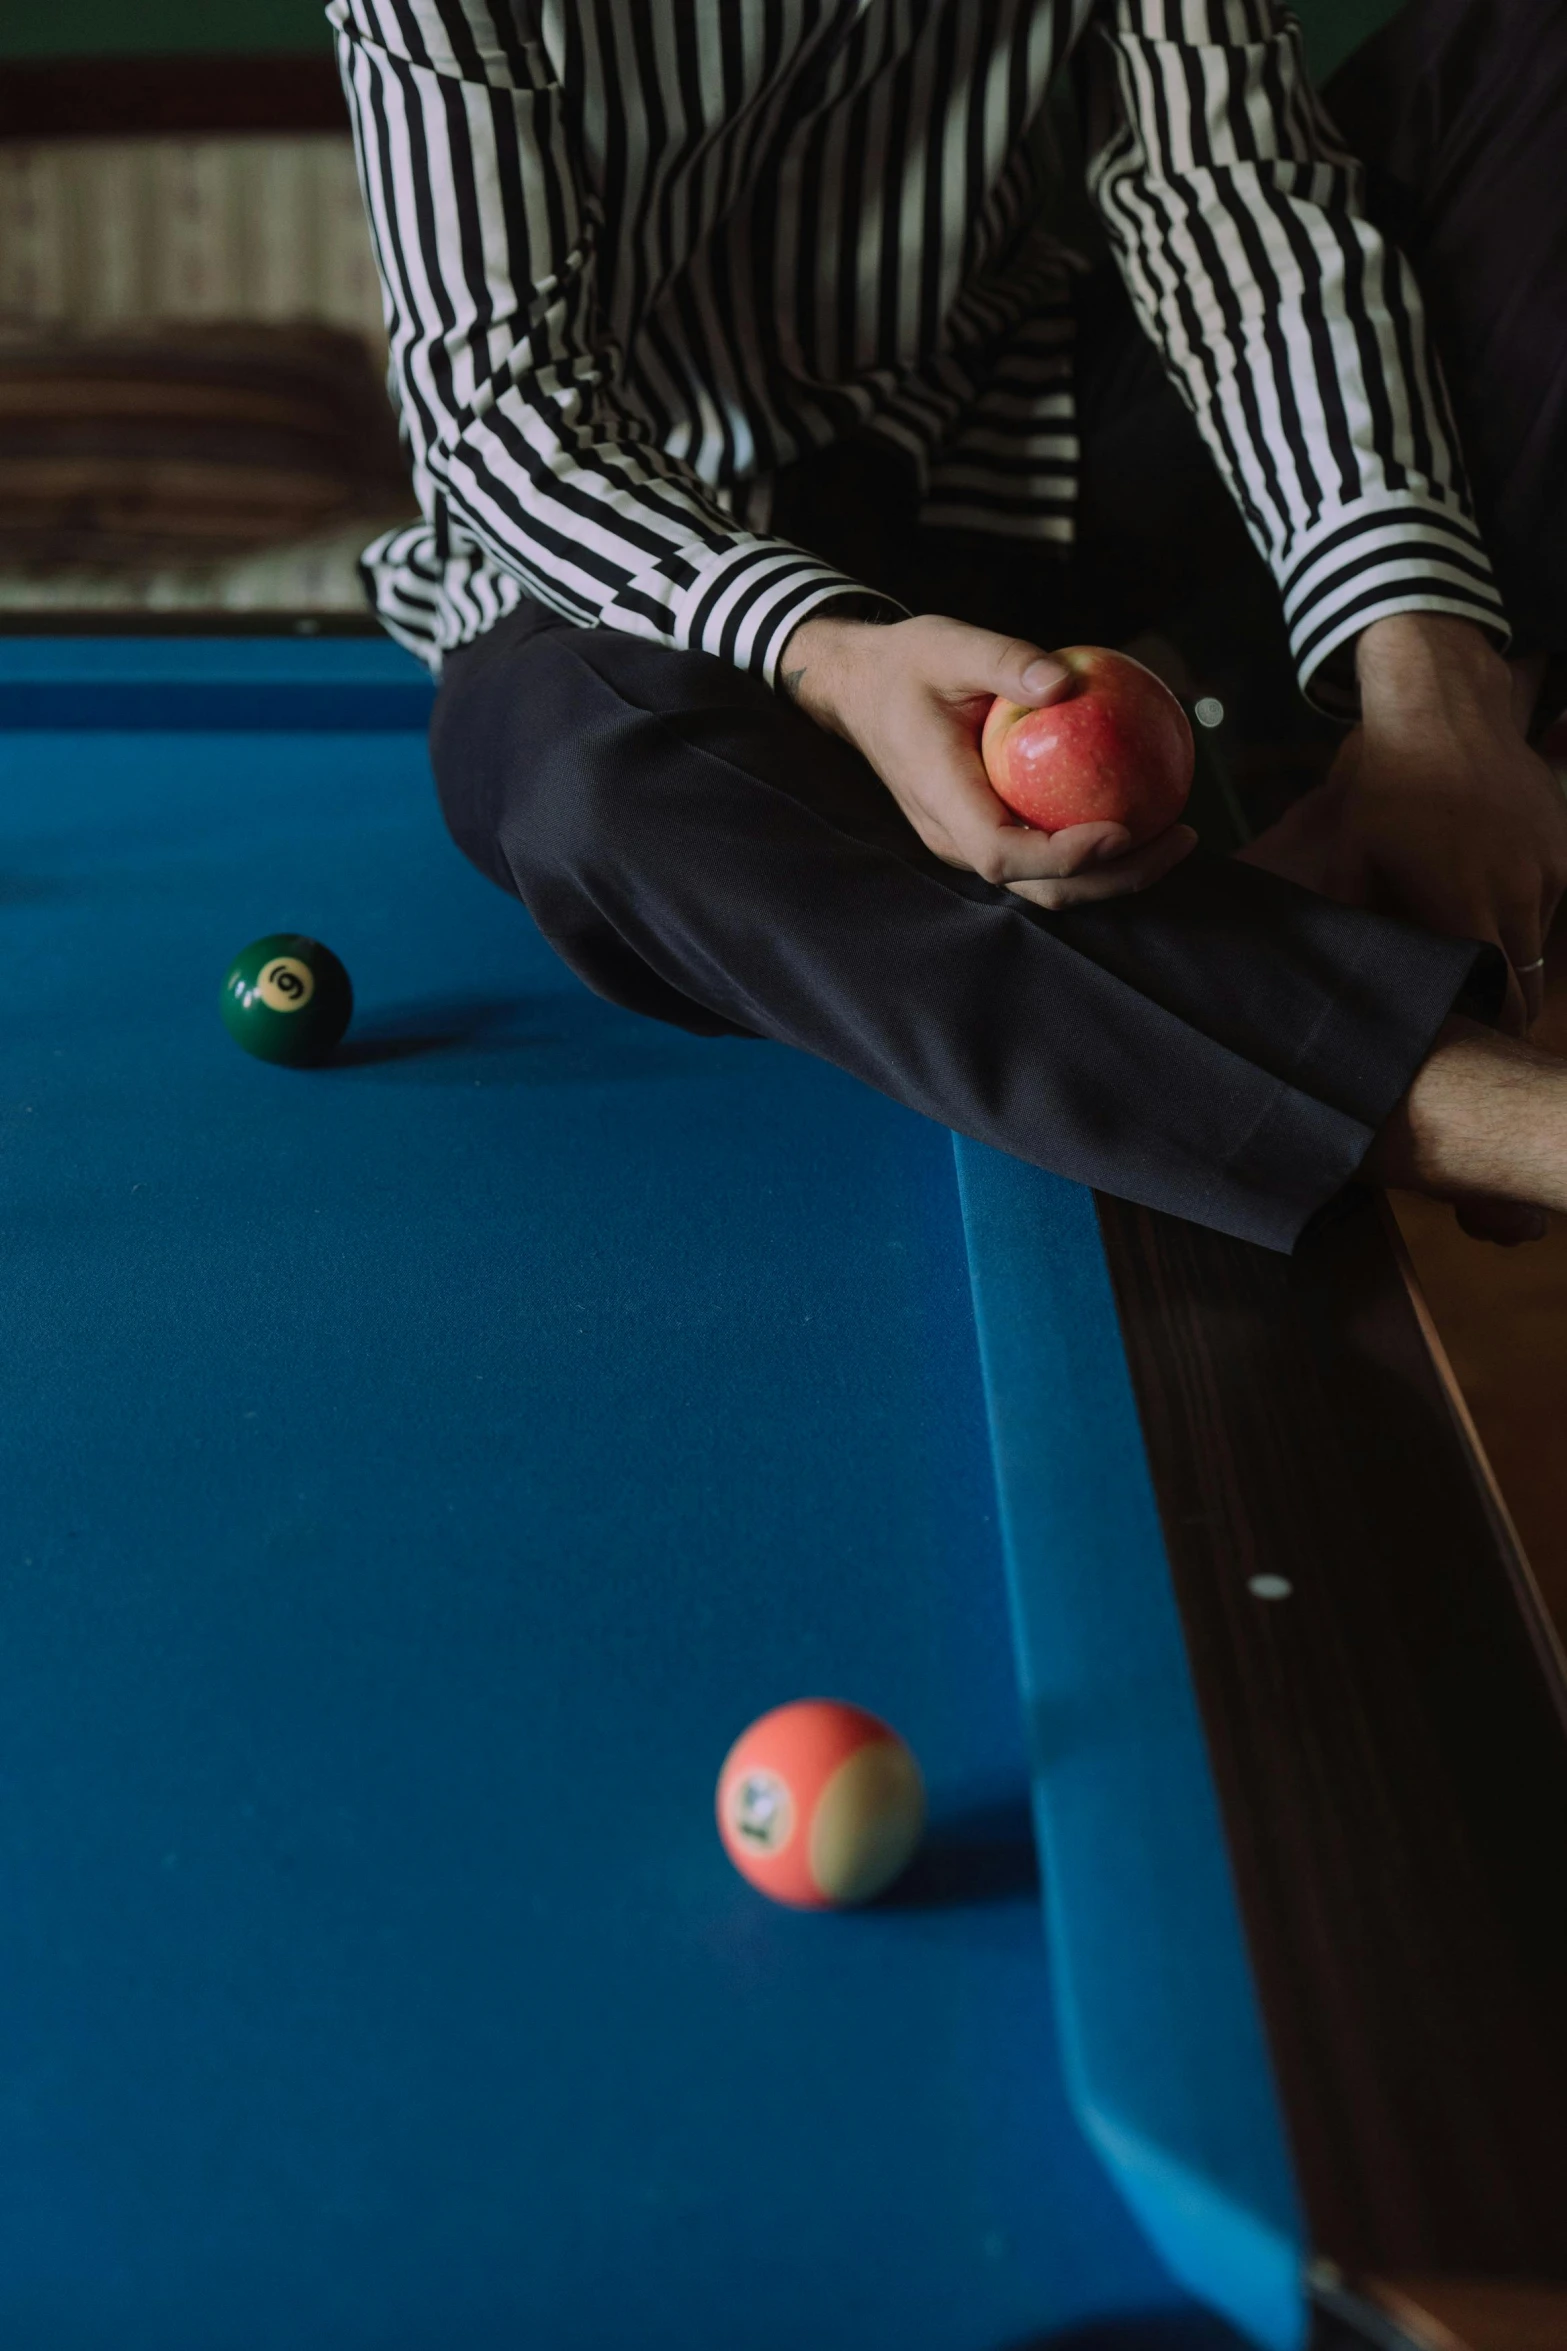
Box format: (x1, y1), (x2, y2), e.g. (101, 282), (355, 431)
(0, 1), (330, 57)
(1301, 0), (1403, 82)
(0, 0), (1399, 82)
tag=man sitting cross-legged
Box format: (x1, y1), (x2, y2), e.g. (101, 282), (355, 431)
(332, 0), (1567, 1252)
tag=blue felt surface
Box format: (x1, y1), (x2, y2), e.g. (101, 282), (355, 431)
(955, 1150), (1308, 2351)
(0, 713), (1222, 2348)
(0, 637), (435, 731)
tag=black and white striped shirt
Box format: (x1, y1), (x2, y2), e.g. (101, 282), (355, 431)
(331, 0), (1508, 712)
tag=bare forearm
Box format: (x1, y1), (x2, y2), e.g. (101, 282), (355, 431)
(777, 615), (877, 731)
(1366, 1015), (1567, 1226)
(1355, 613), (1513, 730)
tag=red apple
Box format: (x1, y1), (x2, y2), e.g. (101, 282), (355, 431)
(980, 645), (1194, 844)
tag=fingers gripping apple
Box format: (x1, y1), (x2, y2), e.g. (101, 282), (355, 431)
(981, 645), (1194, 845)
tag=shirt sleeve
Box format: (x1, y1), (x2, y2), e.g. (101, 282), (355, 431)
(328, 0), (869, 683)
(1081, 0), (1509, 715)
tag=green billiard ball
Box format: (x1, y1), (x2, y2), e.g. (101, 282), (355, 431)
(219, 934), (353, 1066)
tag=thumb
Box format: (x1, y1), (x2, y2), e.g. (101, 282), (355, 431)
(996, 640), (1073, 708)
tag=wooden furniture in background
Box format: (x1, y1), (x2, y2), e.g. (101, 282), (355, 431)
(0, 53), (345, 141)
(0, 52), (402, 620)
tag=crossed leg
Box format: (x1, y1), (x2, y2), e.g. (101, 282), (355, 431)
(429, 602), (1498, 1252)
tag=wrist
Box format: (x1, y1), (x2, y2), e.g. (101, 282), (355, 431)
(1356, 612), (1512, 733)
(777, 612), (885, 730)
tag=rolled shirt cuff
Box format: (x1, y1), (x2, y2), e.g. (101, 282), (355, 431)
(604, 534), (909, 686)
(1279, 499), (1511, 718)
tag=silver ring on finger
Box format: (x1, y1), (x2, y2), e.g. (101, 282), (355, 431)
(1516, 956), (1546, 974)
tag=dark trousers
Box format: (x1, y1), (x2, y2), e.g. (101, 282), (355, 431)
(427, 0), (1551, 1252)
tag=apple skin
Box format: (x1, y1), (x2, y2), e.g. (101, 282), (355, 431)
(981, 645), (1194, 844)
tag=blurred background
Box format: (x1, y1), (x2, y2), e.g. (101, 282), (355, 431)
(0, 0), (412, 630)
(0, 0), (1396, 636)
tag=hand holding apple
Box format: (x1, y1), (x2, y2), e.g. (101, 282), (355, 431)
(775, 611), (1198, 910)
(981, 645), (1194, 846)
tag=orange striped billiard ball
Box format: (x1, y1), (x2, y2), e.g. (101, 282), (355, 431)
(716, 1699), (926, 1909)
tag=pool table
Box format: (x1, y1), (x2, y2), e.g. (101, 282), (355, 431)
(4, 637), (1566, 2351)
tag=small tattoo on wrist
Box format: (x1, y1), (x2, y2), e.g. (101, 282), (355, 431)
(781, 665), (807, 701)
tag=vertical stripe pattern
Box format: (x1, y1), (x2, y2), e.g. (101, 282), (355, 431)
(330, 0), (1507, 706)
